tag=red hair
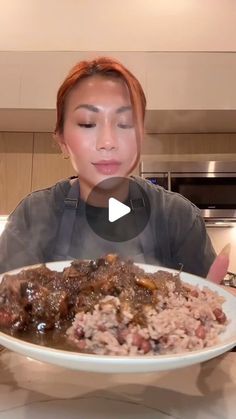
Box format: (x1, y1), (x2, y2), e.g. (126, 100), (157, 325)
(55, 56), (146, 146)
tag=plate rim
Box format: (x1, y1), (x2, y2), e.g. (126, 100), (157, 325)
(0, 261), (236, 371)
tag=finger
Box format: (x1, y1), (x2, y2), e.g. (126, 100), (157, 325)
(207, 243), (231, 283)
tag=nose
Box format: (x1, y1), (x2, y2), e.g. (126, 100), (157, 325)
(96, 122), (118, 151)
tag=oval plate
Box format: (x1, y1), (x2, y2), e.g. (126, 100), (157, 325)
(0, 261), (236, 373)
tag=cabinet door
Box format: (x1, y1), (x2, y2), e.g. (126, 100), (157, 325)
(0, 132), (33, 215)
(31, 133), (76, 191)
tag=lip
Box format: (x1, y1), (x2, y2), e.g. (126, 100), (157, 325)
(92, 160), (121, 175)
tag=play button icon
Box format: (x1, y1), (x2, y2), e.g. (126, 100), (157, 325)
(108, 197), (131, 222)
(85, 177), (151, 242)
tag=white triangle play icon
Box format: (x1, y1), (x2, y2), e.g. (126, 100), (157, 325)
(108, 197), (131, 222)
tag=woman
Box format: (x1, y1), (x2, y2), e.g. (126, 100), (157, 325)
(0, 57), (229, 282)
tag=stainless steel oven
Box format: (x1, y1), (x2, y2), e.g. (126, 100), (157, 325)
(140, 161), (236, 223)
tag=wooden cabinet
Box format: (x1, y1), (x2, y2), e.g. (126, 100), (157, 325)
(0, 132), (33, 214)
(143, 133), (236, 155)
(31, 133), (76, 191)
(0, 132), (76, 215)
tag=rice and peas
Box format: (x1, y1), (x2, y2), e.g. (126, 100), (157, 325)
(66, 256), (227, 356)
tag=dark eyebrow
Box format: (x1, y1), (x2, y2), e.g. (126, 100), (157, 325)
(74, 104), (99, 112)
(116, 106), (132, 114)
(73, 104), (132, 113)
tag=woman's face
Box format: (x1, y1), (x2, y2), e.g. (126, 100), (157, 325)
(58, 75), (139, 195)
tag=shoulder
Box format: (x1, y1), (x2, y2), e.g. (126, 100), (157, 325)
(132, 176), (204, 244)
(26, 178), (71, 203)
(132, 175), (201, 217)
(10, 178), (72, 219)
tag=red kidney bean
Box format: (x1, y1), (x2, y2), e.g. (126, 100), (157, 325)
(97, 324), (107, 332)
(140, 339), (151, 354)
(213, 308), (227, 324)
(132, 333), (143, 348)
(190, 290), (199, 298)
(132, 333), (151, 353)
(195, 325), (206, 339)
(117, 328), (128, 345)
(75, 325), (85, 339)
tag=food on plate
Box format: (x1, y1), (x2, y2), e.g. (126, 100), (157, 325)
(0, 254), (228, 355)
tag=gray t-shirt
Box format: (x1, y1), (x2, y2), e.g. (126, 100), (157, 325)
(0, 176), (216, 276)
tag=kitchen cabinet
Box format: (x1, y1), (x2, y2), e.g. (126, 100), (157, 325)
(31, 133), (76, 191)
(2, 51), (236, 112)
(0, 53), (21, 108)
(143, 133), (236, 156)
(0, 132), (75, 215)
(146, 52), (236, 110)
(0, 132), (33, 214)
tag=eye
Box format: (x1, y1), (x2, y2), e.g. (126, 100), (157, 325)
(118, 123), (134, 129)
(78, 123), (96, 128)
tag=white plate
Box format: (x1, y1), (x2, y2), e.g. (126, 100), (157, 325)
(0, 261), (236, 373)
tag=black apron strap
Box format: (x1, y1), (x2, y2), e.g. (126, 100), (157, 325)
(129, 179), (157, 260)
(53, 179), (80, 260)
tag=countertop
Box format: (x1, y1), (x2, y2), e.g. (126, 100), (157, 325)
(0, 348), (236, 419)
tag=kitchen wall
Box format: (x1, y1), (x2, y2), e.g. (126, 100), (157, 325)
(0, 0), (236, 51)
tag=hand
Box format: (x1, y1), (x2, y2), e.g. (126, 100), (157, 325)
(207, 244), (236, 296)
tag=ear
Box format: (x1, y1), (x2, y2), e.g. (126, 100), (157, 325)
(53, 132), (69, 156)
